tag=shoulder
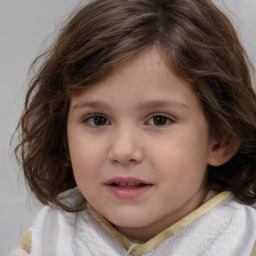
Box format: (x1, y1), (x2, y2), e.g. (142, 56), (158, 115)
(194, 193), (256, 254)
(33, 204), (81, 229)
(223, 198), (256, 254)
(28, 205), (92, 254)
(32, 204), (81, 239)
(218, 196), (256, 234)
(10, 206), (82, 256)
(225, 197), (256, 219)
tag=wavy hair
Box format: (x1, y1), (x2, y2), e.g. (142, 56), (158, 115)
(15, 0), (256, 211)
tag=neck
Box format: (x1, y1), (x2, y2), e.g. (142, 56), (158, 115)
(114, 188), (209, 242)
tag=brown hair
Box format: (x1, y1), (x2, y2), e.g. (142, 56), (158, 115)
(15, 0), (256, 211)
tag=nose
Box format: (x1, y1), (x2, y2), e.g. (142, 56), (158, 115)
(107, 126), (144, 165)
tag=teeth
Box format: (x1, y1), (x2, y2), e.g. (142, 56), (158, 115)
(114, 182), (141, 187)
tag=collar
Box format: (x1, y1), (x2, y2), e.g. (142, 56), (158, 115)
(88, 191), (231, 256)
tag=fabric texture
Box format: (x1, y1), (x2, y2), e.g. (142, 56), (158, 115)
(27, 191), (256, 256)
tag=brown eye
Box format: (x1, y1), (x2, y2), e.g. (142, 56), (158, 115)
(147, 115), (172, 126)
(85, 115), (110, 126)
(153, 116), (168, 126)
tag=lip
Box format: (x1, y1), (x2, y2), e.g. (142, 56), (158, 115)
(104, 177), (153, 199)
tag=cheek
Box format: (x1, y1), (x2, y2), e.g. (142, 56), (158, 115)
(153, 140), (208, 203)
(68, 136), (105, 180)
(149, 129), (209, 182)
(69, 140), (103, 201)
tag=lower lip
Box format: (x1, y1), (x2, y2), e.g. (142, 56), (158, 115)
(106, 185), (152, 199)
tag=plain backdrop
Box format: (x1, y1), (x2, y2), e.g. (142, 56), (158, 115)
(0, 0), (255, 254)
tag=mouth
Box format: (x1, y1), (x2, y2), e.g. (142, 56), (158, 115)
(105, 177), (151, 187)
(110, 182), (148, 188)
(104, 177), (153, 199)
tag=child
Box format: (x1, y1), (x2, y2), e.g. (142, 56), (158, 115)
(13, 0), (256, 255)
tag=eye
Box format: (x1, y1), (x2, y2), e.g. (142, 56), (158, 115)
(147, 115), (173, 126)
(84, 115), (110, 127)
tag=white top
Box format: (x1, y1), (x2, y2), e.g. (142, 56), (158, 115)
(29, 192), (256, 256)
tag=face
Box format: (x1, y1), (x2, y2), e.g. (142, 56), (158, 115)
(67, 48), (217, 241)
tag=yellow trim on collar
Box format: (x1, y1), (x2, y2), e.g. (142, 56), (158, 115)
(91, 191), (231, 256)
(251, 243), (256, 256)
(20, 228), (32, 253)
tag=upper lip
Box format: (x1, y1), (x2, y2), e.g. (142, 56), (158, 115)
(105, 177), (152, 185)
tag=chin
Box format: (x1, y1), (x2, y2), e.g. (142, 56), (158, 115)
(108, 215), (152, 229)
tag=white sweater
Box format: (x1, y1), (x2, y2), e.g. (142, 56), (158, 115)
(12, 192), (256, 256)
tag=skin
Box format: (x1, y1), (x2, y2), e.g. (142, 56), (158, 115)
(67, 48), (226, 242)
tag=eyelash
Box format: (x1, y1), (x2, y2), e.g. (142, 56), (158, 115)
(146, 113), (174, 127)
(83, 113), (174, 127)
(83, 113), (110, 127)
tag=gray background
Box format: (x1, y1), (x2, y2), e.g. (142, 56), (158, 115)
(0, 0), (255, 255)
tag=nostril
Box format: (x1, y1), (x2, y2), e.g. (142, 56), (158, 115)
(108, 139), (144, 164)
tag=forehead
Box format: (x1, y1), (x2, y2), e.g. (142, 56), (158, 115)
(69, 48), (202, 114)
(71, 48), (189, 96)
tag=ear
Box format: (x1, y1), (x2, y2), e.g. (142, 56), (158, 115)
(207, 136), (240, 167)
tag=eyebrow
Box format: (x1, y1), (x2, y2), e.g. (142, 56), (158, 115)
(139, 100), (188, 110)
(72, 100), (188, 111)
(72, 101), (111, 110)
